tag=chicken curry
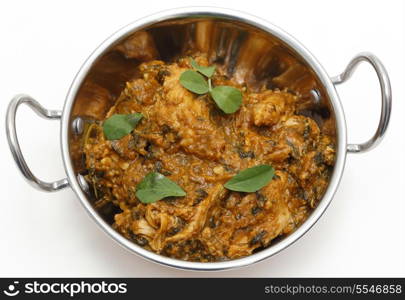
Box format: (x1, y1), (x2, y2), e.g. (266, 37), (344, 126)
(82, 55), (335, 262)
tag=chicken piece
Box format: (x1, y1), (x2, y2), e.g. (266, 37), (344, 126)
(124, 78), (161, 106)
(150, 65), (228, 161)
(227, 171), (292, 258)
(250, 90), (297, 126)
(165, 184), (227, 243)
(265, 115), (321, 164)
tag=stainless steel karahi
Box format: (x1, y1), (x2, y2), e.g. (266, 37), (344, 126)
(6, 7), (392, 271)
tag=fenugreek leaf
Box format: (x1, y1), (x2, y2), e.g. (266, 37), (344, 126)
(210, 86), (242, 114)
(103, 113), (143, 140)
(224, 165), (275, 193)
(190, 58), (216, 78)
(179, 70), (209, 94)
(136, 172), (186, 204)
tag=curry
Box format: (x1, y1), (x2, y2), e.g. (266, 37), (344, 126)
(83, 55), (335, 262)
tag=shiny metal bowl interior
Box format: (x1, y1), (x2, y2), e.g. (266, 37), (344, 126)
(62, 8), (347, 270)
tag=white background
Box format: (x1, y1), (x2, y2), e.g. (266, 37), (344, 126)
(0, 0), (404, 277)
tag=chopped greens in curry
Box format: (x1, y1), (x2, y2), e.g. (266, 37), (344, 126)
(82, 55), (335, 262)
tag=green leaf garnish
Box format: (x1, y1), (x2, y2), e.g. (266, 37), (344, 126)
(103, 113), (143, 140)
(190, 58), (216, 78)
(224, 165), (275, 193)
(179, 70), (209, 94)
(179, 59), (243, 114)
(210, 86), (243, 114)
(136, 172), (186, 204)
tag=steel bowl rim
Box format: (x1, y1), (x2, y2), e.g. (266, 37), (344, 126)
(60, 6), (347, 271)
